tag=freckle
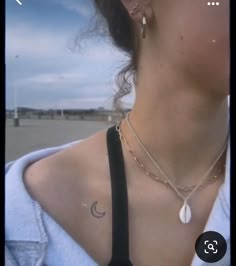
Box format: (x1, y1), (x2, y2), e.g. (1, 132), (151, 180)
(180, 35), (184, 41)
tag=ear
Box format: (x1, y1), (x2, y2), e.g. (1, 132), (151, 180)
(120, 0), (153, 24)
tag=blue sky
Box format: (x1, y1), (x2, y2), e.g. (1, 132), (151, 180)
(6, 0), (135, 109)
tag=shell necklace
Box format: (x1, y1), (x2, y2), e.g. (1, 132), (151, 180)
(125, 112), (228, 224)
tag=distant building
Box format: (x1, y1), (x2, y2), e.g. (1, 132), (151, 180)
(6, 106), (128, 122)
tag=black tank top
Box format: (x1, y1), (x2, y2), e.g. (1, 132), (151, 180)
(106, 125), (133, 266)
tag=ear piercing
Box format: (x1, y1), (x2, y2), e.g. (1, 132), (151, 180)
(130, 3), (147, 39)
(130, 3), (141, 16)
(141, 16), (147, 39)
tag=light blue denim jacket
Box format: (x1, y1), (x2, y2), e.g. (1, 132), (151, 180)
(5, 140), (230, 266)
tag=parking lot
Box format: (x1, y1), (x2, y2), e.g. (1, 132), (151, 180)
(5, 119), (112, 162)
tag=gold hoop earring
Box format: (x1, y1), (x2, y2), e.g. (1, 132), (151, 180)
(141, 16), (147, 39)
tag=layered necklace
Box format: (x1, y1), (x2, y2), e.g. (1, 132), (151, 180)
(116, 113), (228, 224)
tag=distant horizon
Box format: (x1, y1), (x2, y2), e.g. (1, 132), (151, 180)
(5, 106), (132, 111)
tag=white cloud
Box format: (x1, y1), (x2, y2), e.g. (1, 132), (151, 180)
(6, 23), (72, 58)
(5, 9), (133, 110)
(16, 71), (86, 86)
(6, 22), (127, 63)
(52, 0), (93, 17)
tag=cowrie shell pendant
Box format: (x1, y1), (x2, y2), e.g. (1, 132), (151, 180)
(179, 202), (191, 224)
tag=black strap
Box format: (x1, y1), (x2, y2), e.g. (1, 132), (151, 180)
(106, 125), (133, 266)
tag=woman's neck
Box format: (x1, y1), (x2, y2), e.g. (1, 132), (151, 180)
(121, 66), (229, 185)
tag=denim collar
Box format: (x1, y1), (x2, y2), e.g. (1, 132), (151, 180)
(5, 141), (81, 243)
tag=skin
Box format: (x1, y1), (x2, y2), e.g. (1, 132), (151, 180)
(122, 0), (229, 184)
(23, 0), (229, 265)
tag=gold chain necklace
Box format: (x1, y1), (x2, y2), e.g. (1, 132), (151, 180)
(121, 112), (228, 224)
(116, 123), (225, 192)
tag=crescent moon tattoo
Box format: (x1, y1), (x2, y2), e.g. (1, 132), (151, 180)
(91, 201), (106, 218)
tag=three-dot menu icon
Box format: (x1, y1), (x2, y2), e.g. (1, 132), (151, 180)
(207, 2), (220, 5)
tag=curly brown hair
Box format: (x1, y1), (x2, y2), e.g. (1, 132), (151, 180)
(92, 0), (138, 114)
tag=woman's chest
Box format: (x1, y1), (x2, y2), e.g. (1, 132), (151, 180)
(63, 195), (212, 266)
(34, 168), (222, 266)
(123, 201), (209, 266)
(127, 220), (202, 266)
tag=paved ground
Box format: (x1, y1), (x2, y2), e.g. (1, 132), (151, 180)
(5, 119), (113, 162)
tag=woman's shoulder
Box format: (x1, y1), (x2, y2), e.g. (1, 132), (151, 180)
(23, 127), (110, 208)
(6, 127), (113, 265)
(22, 128), (112, 264)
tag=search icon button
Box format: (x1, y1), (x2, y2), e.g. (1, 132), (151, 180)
(195, 231), (227, 263)
(207, 243), (215, 251)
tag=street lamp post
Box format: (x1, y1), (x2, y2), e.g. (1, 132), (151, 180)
(13, 55), (20, 127)
(61, 108), (64, 118)
(13, 86), (19, 127)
